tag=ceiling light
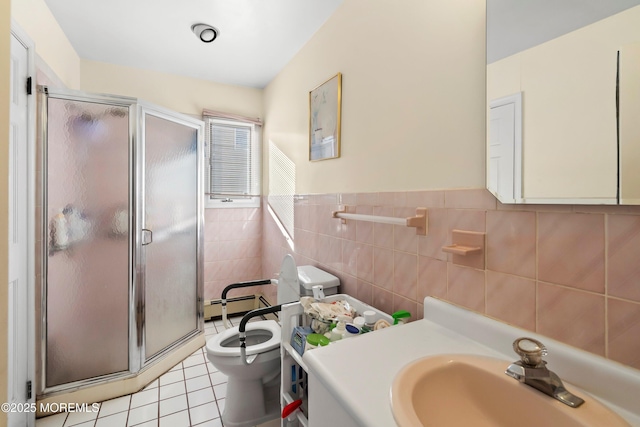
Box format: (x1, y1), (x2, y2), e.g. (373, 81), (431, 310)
(192, 24), (219, 43)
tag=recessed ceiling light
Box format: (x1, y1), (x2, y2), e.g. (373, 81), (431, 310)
(192, 23), (219, 43)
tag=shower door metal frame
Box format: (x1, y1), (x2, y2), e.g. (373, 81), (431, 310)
(135, 101), (205, 370)
(38, 86), (204, 397)
(38, 86), (138, 396)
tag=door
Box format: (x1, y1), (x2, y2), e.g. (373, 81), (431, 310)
(44, 93), (132, 388)
(8, 30), (33, 427)
(141, 106), (202, 361)
(488, 92), (522, 203)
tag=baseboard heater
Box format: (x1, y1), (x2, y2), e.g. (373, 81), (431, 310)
(204, 294), (277, 322)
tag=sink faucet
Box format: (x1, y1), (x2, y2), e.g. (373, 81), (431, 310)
(505, 337), (584, 408)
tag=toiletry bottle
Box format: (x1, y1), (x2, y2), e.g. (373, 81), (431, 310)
(329, 316), (350, 341)
(51, 209), (69, 248)
(344, 323), (360, 338)
(306, 333), (330, 350)
(363, 310), (377, 332)
(291, 326), (313, 355)
(392, 310), (411, 325)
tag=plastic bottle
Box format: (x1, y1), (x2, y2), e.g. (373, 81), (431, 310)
(51, 210), (69, 248)
(329, 316), (350, 341)
(363, 310), (377, 331)
(344, 323), (360, 338)
(306, 333), (330, 350)
(290, 326), (313, 355)
(392, 310), (411, 325)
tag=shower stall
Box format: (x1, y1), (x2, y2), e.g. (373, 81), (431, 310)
(38, 86), (204, 396)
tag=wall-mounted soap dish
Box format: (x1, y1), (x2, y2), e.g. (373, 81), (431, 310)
(442, 230), (486, 269)
(442, 244), (482, 256)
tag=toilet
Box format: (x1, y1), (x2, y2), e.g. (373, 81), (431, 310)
(206, 320), (282, 427)
(205, 254), (339, 427)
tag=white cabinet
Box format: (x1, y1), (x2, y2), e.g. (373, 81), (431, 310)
(279, 295), (392, 427)
(308, 372), (359, 427)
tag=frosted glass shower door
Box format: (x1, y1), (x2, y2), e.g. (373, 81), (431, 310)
(45, 95), (132, 388)
(142, 108), (202, 360)
(41, 87), (203, 396)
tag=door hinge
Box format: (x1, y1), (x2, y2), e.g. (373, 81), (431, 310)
(26, 380), (32, 400)
(26, 76), (32, 95)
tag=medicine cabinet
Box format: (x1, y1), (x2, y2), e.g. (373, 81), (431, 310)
(486, 0), (640, 204)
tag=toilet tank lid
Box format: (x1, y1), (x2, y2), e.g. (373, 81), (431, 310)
(297, 265), (340, 290)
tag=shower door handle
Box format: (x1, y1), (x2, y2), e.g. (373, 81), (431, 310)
(142, 229), (153, 245)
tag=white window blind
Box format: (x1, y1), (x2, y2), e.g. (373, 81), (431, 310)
(205, 118), (261, 207)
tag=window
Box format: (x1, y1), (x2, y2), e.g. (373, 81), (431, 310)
(205, 117), (261, 208)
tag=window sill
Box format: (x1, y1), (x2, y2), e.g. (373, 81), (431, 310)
(205, 198), (261, 209)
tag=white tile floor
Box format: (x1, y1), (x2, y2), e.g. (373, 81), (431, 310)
(36, 317), (280, 427)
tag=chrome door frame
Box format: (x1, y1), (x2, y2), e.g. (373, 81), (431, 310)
(38, 86), (138, 395)
(136, 101), (205, 368)
(38, 86), (204, 397)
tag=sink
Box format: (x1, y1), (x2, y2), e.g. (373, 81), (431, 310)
(390, 354), (630, 427)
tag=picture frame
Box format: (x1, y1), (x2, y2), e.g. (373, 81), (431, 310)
(309, 72), (342, 161)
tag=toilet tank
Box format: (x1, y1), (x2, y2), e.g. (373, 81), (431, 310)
(297, 266), (340, 297)
(277, 254), (341, 304)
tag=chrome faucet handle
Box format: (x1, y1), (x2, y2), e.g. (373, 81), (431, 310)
(513, 337), (548, 367)
(507, 337), (585, 408)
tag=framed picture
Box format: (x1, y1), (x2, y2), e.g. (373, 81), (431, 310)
(309, 72), (342, 161)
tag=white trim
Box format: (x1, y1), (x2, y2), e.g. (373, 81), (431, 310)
(10, 19), (36, 427)
(202, 109), (262, 126)
(490, 192), (618, 205)
(138, 99), (205, 129)
(520, 197), (617, 205)
(205, 198), (261, 209)
(489, 92), (523, 201)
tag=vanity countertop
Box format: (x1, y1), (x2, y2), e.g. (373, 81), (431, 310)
(303, 297), (640, 427)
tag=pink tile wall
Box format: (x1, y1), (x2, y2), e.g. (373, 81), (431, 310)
(203, 207), (263, 300)
(261, 189), (640, 372)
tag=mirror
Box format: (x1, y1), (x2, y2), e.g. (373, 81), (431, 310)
(486, 0), (640, 204)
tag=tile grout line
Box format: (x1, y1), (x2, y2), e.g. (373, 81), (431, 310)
(182, 357), (193, 427)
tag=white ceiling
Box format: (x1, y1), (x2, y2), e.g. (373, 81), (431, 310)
(487, 0), (640, 63)
(44, 0), (344, 88)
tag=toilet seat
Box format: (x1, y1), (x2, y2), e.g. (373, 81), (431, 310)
(207, 320), (281, 357)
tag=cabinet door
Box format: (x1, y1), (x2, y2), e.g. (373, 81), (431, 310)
(308, 372), (359, 427)
(619, 43), (640, 204)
